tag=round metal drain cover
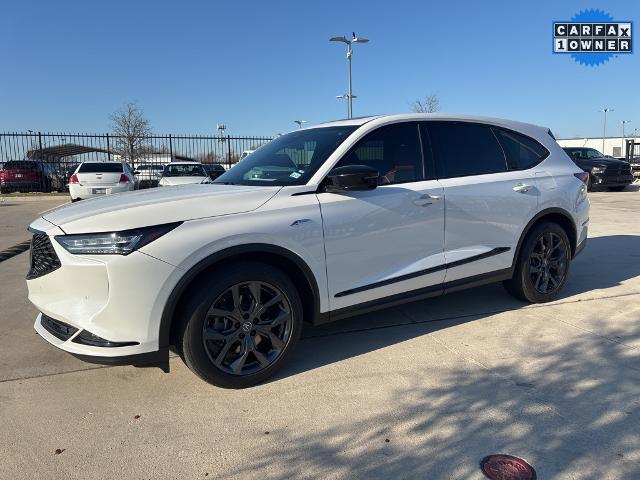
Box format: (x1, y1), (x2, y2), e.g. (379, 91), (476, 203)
(480, 454), (536, 480)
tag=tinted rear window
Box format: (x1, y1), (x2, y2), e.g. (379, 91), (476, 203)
(429, 123), (507, 178)
(78, 163), (123, 173)
(3, 161), (38, 170)
(493, 128), (548, 170)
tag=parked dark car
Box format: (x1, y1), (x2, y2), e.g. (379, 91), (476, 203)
(0, 160), (64, 193)
(562, 147), (634, 191)
(203, 163), (226, 180)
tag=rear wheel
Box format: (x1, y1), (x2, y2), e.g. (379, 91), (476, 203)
(178, 262), (303, 388)
(504, 222), (571, 303)
(608, 186), (627, 191)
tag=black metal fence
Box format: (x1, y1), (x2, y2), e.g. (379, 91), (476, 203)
(0, 132), (272, 193)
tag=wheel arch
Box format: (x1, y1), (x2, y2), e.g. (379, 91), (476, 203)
(160, 244), (321, 349)
(512, 207), (578, 268)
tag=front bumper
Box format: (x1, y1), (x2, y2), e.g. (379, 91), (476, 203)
(27, 222), (182, 360)
(590, 173), (634, 187)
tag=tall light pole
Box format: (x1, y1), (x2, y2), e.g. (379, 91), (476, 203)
(621, 120), (631, 156)
(293, 120), (307, 129)
(330, 33), (369, 119)
(599, 108), (613, 153)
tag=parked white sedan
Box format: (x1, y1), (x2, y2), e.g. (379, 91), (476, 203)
(68, 161), (137, 202)
(158, 162), (212, 186)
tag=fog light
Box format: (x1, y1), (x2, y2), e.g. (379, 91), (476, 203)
(72, 330), (139, 347)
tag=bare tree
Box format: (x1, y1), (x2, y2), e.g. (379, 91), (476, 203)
(411, 93), (441, 113)
(110, 102), (152, 162)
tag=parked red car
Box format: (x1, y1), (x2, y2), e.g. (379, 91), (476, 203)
(0, 160), (64, 193)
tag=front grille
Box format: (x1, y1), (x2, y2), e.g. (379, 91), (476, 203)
(602, 164), (632, 176)
(26, 233), (61, 280)
(40, 313), (78, 341)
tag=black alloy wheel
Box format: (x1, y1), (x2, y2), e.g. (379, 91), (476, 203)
(503, 222), (572, 303)
(202, 281), (293, 376)
(527, 231), (569, 295)
(179, 262), (303, 388)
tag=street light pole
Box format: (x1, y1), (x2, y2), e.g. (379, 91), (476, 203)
(599, 108), (613, 153)
(621, 120), (631, 155)
(330, 33), (369, 119)
(347, 42), (353, 119)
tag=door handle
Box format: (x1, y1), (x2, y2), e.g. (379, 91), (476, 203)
(513, 183), (532, 193)
(413, 193), (441, 206)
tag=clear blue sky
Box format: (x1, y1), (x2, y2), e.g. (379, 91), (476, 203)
(1, 0), (638, 138)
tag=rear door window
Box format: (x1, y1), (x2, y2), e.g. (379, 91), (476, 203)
(493, 128), (548, 170)
(427, 122), (507, 178)
(78, 163), (124, 173)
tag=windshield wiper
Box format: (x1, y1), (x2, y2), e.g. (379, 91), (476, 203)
(214, 181), (237, 185)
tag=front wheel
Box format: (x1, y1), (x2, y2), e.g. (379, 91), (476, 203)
(504, 222), (571, 303)
(178, 262), (303, 388)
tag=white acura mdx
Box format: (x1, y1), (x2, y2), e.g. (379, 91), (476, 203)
(27, 114), (589, 388)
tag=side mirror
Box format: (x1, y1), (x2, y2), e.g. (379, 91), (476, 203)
(324, 165), (379, 192)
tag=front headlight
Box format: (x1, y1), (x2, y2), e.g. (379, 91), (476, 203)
(591, 166), (605, 174)
(55, 222), (181, 255)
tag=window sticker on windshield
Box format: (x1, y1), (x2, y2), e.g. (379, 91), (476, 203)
(290, 172), (302, 179)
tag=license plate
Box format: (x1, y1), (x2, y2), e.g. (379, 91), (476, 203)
(92, 188), (106, 194)
(15, 173), (23, 178)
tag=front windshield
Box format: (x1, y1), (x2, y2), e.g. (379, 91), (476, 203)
(565, 148), (605, 159)
(163, 164), (207, 177)
(214, 126), (357, 186)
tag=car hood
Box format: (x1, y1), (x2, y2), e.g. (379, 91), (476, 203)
(41, 184), (281, 234)
(574, 157), (630, 168)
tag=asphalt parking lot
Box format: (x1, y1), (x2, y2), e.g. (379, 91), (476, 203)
(1, 189), (639, 480)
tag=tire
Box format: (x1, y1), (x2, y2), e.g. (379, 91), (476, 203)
(71, 197), (80, 203)
(608, 186), (626, 191)
(503, 222), (571, 303)
(178, 261), (303, 388)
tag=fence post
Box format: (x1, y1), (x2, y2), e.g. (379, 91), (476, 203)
(226, 135), (231, 168)
(169, 134), (173, 161)
(37, 132), (43, 159)
(106, 133), (112, 161)
(36, 132), (45, 191)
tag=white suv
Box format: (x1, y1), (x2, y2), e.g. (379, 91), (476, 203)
(27, 114), (589, 388)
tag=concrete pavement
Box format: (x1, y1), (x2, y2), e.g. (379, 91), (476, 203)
(0, 197), (67, 251)
(1, 191), (639, 479)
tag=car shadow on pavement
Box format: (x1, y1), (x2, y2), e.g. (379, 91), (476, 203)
(276, 235), (640, 381)
(248, 234), (640, 479)
(236, 317), (640, 479)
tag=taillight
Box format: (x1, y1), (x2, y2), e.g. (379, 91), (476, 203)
(119, 174), (130, 183)
(574, 172), (589, 185)
(69, 174), (79, 184)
